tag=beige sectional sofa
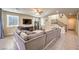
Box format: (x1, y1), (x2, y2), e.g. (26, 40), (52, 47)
(14, 28), (61, 50)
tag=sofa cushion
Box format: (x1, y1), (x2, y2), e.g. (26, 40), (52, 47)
(16, 29), (21, 35)
(20, 32), (28, 41)
(27, 30), (44, 39)
(21, 30), (35, 35)
(26, 31), (35, 35)
(33, 30), (44, 33)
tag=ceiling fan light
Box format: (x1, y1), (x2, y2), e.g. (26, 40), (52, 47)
(33, 8), (43, 15)
(59, 13), (63, 18)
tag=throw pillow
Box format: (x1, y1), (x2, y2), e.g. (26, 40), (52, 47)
(20, 32), (28, 41)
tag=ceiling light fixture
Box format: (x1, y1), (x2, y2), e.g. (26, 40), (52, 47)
(33, 8), (43, 15)
(56, 10), (63, 18)
(59, 13), (63, 18)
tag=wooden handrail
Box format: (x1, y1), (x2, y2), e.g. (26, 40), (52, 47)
(56, 20), (67, 27)
(56, 20), (67, 32)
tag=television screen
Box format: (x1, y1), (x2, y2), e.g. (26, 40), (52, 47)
(23, 19), (32, 24)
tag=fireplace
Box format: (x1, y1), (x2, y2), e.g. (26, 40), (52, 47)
(22, 19), (33, 31)
(23, 19), (32, 24)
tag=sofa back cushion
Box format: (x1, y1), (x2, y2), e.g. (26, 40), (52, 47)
(27, 30), (44, 39)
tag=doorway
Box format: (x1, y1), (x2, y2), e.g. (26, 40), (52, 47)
(67, 15), (77, 32)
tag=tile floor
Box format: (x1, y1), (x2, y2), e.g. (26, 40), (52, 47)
(0, 31), (79, 50)
(0, 36), (18, 50)
(46, 31), (79, 50)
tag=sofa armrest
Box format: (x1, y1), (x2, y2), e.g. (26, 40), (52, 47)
(14, 32), (27, 50)
(14, 32), (46, 50)
(25, 34), (46, 50)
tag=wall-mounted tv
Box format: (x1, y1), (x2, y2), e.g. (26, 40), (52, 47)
(23, 19), (32, 24)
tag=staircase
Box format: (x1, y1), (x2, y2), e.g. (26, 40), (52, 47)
(45, 19), (67, 34)
(51, 20), (67, 34)
(56, 20), (67, 32)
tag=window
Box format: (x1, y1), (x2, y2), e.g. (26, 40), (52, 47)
(7, 15), (19, 27)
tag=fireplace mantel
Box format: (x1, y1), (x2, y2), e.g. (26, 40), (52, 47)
(21, 24), (33, 27)
(19, 25), (34, 31)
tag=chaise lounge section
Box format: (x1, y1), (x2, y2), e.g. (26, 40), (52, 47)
(14, 28), (61, 50)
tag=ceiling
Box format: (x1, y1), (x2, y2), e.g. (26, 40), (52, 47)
(2, 8), (79, 17)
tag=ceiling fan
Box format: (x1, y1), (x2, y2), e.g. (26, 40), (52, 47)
(32, 8), (44, 15)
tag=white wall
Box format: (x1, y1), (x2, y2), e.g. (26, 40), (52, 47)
(58, 14), (68, 25)
(77, 20), (79, 36)
(76, 13), (79, 36)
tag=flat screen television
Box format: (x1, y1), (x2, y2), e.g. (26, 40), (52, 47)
(23, 19), (32, 24)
